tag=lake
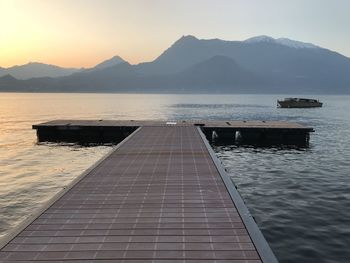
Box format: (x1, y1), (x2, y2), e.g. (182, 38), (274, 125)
(0, 93), (349, 262)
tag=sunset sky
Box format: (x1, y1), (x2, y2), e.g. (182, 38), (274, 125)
(1, 0), (350, 68)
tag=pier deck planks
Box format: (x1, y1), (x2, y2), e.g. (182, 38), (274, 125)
(0, 126), (277, 262)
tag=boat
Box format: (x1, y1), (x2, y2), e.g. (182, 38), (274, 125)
(277, 98), (323, 108)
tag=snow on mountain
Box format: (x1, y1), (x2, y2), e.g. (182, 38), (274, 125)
(276, 38), (319, 49)
(245, 35), (319, 49)
(245, 35), (276, 43)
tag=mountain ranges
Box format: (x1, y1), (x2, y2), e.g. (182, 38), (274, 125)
(1, 35), (349, 94)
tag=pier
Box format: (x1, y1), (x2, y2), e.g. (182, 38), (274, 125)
(0, 122), (286, 262)
(33, 119), (313, 146)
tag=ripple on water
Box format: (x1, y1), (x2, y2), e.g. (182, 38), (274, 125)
(0, 143), (112, 239)
(215, 142), (350, 263)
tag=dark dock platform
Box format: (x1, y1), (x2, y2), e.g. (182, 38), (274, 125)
(33, 119), (313, 146)
(0, 125), (279, 262)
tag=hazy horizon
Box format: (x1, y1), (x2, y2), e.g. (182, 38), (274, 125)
(1, 0), (350, 68)
(2, 34), (348, 69)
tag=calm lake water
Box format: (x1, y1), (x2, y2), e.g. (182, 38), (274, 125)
(0, 93), (349, 262)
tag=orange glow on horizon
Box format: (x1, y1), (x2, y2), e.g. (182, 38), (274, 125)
(0, 0), (166, 68)
(1, 0), (350, 68)
(0, 49), (162, 68)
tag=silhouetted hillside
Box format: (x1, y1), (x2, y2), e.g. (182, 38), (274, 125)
(1, 35), (350, 94)
(0, 62), (81, 79)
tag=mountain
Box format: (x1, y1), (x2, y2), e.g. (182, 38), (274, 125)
(94, 56), (126, 69)
(137, 35), (350, 79)
(244, 35), (319, 49)
(0, 55), (126, 80)
(1, 35), (350, 94)
(0, 62), (81, 79)
(135, 35), (350, 93)
(170, 55), (264, 93)
(0, 62), (139, 92)
(57, 62), (140, 92)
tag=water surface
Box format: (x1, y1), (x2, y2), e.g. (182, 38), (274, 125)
(0, 93), (349, 263)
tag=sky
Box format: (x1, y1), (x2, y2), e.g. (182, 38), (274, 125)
(1, 0), (350, 68)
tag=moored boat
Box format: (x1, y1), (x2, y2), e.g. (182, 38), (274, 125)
(277, 98), (323, 108)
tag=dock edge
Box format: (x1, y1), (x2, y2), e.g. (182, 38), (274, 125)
(197, 127), (279, 263)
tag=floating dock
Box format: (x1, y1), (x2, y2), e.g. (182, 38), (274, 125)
(0, 123), (283, 262)
(33, 119), (313, 146)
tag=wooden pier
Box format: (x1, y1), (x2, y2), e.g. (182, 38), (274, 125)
(0, 124), (279, 262)
(33, 119), (313, 146)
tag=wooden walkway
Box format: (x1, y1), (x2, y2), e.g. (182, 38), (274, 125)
(0, 126), (277, 262)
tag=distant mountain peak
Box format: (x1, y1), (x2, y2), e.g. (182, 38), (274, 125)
(0, 62), (81, 79)
(11, 61), (78, 70)
(27, 61), (44, 65)
(172, 35), (199, 46)
(10, 62), (48, 68)
(245, 35), (319, 49)
(180, 35), (198, 41)
(245, 35), (275, 43)
(94, 55), (126, 69)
